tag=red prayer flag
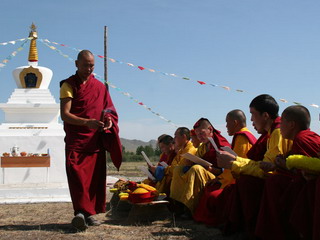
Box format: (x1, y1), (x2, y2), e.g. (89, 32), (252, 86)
(138, 66), (145, 70)
(197, 81), (206, 85)
(139, 102), (144, 105)
(98, 55), (105, 58)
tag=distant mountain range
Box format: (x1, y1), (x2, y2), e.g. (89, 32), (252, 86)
(120, 138), (157, 153)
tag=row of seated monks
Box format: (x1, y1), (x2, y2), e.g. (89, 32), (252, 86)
(146, 94), (320, 240)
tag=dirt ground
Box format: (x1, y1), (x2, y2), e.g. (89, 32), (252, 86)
(0, 162), (237, 239)
(0, 201), (232, 240)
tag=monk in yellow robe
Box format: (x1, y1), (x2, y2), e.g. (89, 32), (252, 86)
(150, 127), (197, 195)
(190, 129), (201, 148)
(194, 109), (256, 225)
(170, 118), (230, 215)
(217, 94), (292, 238)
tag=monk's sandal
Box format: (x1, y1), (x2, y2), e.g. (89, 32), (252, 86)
(86, 216), (102, 226)
(72, 213), (88, 231)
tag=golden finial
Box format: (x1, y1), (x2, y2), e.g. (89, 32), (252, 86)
(28, 23), (38, 62)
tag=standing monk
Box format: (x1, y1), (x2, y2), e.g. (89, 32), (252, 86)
(60, 50), (122, 231)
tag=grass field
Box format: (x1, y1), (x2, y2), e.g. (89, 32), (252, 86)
(107, 161), (147, 178)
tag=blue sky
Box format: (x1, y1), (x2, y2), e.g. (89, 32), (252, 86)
(1, 0), (320, 141)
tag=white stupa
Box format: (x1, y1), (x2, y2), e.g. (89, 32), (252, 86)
(0, 24), (70, 203)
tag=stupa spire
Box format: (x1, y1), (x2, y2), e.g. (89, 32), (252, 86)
(28, 23), (38, 63)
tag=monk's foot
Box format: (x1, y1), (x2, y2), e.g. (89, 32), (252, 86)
(72, 213), (88, 231)
(86, 216), (102, 226)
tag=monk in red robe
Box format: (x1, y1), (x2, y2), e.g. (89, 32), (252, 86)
(255, 105), (320, 239)
(313, 176), (320, 240)
(193, 109), (256, 226)
(217, 94), (292, 238)
(60, 50), (122, 231)
(170, 118), (230, 217)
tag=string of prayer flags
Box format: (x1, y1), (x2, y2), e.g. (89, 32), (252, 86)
(39, 40), (179, 127)
(0, 39), (29, 72)
(0, 37), (31, 46)
(36, 38), (320, 111)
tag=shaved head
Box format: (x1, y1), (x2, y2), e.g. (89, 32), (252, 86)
(193, 118), (212, 130)
(226, 109), (247, 126)
(77, 50), (94, 61)
(282, 105), (310, 130)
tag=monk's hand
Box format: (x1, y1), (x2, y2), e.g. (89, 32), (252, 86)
(103, 116), (113, 130)
(275, 155), (287, 170)
(85, 119), (105, 129)
(217, 151), (236, 169)
(207, 166), (223, 176)
(149, 165), (157, 175)
(184, 159), (193, 166)
(205, 178), (220, 187)
(259, 161), (276, 172)
(302, 170), (319, 181)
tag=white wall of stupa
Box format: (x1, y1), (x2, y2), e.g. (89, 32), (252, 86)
(0, 25), (70, 203)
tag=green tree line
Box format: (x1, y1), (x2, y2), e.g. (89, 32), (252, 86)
(121, 145), (161, 162)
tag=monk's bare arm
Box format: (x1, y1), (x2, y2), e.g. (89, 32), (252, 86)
(60, 97), (104, 129)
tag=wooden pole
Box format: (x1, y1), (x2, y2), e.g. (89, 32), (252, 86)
(104, 26), (108, 90)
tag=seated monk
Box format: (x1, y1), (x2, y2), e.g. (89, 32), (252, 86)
(143, 135), (176, 185)
(150, 127), (197, 195)
(217, 94), (292, 238)
(190, 129), (201, 148)
(170, 118), (230, 216)
(157, 134), (176, 166)
(193, 109), (257, 226)
(255, 105), (320, 240)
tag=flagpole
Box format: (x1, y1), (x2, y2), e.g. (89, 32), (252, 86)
(104, 26), (108, 90)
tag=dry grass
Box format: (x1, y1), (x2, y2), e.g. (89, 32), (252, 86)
(0, 202), (227, 240)
(108, 161), (147, 178)
(0, 162), (233, 239)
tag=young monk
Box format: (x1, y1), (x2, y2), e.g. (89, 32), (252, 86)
(157, 135), (176, 166)
(170, 118), (230, 216)
(143, 135), (176, 185)
(190, 129), (201, 148)
(193, 109), (256, 225)
(151, 127), (197, 195)
(217, 94), (292, 238)
(255, 105), (320, 239)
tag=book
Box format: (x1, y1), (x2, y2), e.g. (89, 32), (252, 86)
(208, 137), (221, 153)
(139, 166), (156, 181)
(141, 151), (154, 167)
(221, 146), (238, 156)
(159, 161), (168, 168)
(181, 152), (212, 168)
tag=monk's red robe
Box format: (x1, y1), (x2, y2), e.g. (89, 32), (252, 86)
(256, 129), (320, 240)
(62, 73), (122, 216)
(158, 151), (176, 166)
(193, 130), (256, 226)
(221, 132), (268, 234)
(170, 126), (230, 214)
(313, 176), (320, 240)
(223, 118), (281, 237)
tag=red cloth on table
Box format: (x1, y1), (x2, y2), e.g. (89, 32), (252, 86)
(256, 129), (320, 240)
(62, 73), (122, 216)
